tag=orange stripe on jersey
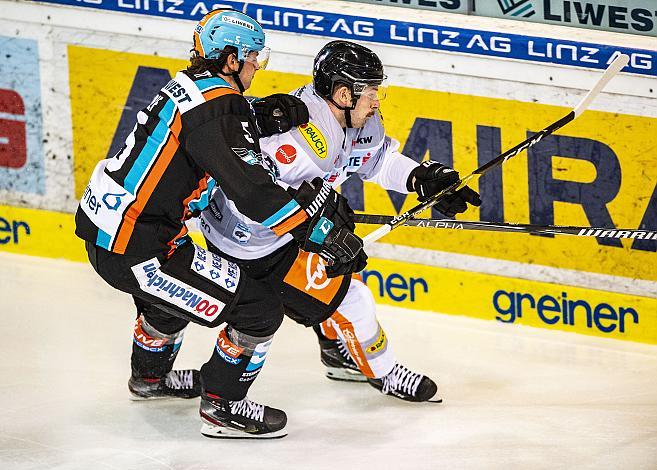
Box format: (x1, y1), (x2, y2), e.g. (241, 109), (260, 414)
(165, 174), (210, 258)
(170, 109), (183, 138)
(166, 225), (188, 259)
(182, 173), (209, 219)
(202, 87), (240, 101)
(331, 310), (375, 378)
(114, 113), (182, 254)
(271, 210), (308, 237)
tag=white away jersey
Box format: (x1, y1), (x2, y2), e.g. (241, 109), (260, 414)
(200, 83), (419, 259)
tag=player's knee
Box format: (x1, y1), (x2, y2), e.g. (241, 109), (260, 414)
(133, 314), (185, 352)
(351, 279), (377, 315)
(225, 326), (275, 356)
(228, 307), (283, 339)
(133, 296), (189, 335)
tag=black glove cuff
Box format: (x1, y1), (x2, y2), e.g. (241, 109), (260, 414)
(406, 166), (419, 193)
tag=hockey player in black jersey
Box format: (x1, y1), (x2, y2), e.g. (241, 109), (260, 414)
(75, 10), (365, 439)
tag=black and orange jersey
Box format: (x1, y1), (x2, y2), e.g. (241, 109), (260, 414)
(75, 70), (308, 257)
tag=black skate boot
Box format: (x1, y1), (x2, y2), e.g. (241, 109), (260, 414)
(128, 369), (201, 400)
(199, 392), (287, 439)
(319, 337), (367, 382)
(368, 363), (441, 403)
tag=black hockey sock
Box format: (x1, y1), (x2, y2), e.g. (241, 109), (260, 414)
(200, 327), (274, 401)
(312, 324), (329, 341)
(131, 315), (186, 378)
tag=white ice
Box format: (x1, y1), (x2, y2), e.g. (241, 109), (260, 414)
(1, 252), (656, 470)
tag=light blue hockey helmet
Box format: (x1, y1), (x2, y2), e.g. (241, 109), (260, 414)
(193, 9), (269, 68)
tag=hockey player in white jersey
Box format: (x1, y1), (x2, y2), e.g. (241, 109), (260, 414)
(200, 40), (481, 402)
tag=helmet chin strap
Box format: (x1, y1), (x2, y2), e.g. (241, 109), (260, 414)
(232, 60), (246, 93)
(328, 95), (357, 128)
(217, 57), (246, 93)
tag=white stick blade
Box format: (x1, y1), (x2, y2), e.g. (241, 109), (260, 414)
(573, 54), (629, 117)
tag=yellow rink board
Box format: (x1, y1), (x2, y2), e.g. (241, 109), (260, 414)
(68, 45), (657, 285)
(2, 205), (655, 345)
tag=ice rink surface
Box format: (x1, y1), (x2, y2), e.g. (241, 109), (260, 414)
(1, 252), (656, 470)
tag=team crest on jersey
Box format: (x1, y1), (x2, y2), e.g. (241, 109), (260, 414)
(232, 147), (280, 181)
(232, 223), (252, 245)
(298, 123), (328, 159)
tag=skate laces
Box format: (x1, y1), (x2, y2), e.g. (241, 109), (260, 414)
(164, 370), (194, 390)
(382, 364), (423, 397)
(337, 339), (354, 363)
(230, 398), (265, 422)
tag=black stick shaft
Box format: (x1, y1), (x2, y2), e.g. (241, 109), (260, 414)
(355, 213), (657, 240)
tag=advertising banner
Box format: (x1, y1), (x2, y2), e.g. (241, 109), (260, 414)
(68, 45), (657, 287)
(0, 205), (85, 261)
(0, 36), (44, 195)
(363, 257), (657, 344)
(474, 0), (657, 38)
(346, 0), (469, 14)
(36, 0), (657, 76)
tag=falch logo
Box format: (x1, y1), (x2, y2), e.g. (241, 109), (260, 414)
(305, 252), (330, 291)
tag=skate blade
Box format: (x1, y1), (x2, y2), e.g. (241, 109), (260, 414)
(129, 392), (198, 401)
(325, 367), (368, 383)
(129, 393), (175, 401)
(200, 423), (287, 439)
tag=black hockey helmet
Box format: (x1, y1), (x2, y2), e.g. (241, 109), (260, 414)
(313, 40), (386, 104)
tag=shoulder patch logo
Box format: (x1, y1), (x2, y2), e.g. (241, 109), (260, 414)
(275, 144), (297, 164)
(298, 123), (328, 159)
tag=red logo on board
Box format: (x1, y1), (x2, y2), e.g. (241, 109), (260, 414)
(275, 144), (297, 164)
(0, 89), (27, 169)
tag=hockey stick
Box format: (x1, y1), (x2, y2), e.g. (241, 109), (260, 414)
(354, 213), (657, 240)
(362, 54), (630, 247)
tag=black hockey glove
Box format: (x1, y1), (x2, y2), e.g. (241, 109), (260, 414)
(407, 161), (481, 217)
(253, 94), (309, 137)
(289, 177), (367, 278)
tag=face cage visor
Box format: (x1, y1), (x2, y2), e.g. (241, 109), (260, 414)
(243, 46), (270, 70)
(352, 77), (388, 101)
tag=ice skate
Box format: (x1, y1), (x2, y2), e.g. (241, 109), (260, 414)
(200, 393), (287, 439)
(368, 363), (441, 403)
(128, 369), (200, 400)
(319, 337), (367, 382)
